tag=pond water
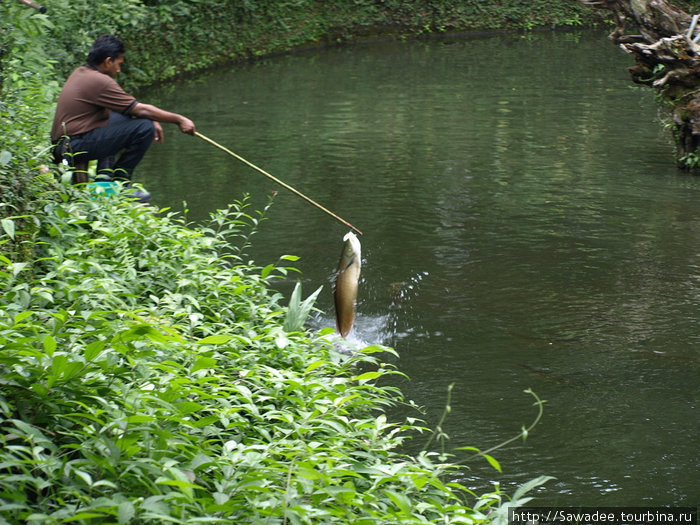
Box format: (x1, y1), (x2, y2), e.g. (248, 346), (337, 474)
(137, 30), (699, 507)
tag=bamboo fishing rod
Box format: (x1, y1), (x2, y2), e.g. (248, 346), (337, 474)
(17, 0), (47, 13)
(195, 132), (362, 236)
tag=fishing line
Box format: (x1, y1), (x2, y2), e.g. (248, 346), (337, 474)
(195, 132), (362, 236)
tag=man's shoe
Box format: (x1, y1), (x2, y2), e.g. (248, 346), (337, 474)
(123, 182), (151, 203)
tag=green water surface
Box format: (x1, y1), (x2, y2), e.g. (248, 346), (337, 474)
(138, 29), (700, 507)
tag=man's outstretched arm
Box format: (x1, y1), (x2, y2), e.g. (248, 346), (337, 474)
(130, 102), (196, 136)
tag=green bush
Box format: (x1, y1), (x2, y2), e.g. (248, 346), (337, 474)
(0, 2), (61, 262)
(0, 190), (549, 522)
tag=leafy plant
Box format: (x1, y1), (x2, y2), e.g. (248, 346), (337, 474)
(0, 190), (550, 522)
(283, 281), (324, 332)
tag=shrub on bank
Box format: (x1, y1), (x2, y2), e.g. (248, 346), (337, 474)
(0, 190), (549, 522)
(0, 3), (60, 262)
(40, 0), (600, 88)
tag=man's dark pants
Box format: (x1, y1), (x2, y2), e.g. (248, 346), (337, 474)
(56, 111), (155, 180)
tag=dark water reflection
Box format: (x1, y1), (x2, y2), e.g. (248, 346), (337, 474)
(138, 30), (699, 506)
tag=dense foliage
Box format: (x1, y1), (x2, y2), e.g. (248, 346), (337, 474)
(0, 3), (59, 261)
(0, 190), (549, 522)
(40, 0), (599, 87)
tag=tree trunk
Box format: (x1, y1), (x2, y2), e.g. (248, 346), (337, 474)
(582, 0), (700, 169)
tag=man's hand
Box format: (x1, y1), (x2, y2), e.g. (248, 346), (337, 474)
(131, 102), (195, 136)
(153, 121), (164, 143)
(178, 117), (196, 136)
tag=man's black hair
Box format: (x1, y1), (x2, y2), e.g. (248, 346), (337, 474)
(86, 35), (125, 67)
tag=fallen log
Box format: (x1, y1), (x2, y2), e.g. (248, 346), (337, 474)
(582, 0), (700, 169)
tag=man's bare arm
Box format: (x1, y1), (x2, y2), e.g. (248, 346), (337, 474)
(130, 102), (196, 135)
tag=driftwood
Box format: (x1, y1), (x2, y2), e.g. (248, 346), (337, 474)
(582, 0), (700, 168)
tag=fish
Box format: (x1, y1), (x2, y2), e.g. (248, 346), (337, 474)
(334, 231), (361, 338)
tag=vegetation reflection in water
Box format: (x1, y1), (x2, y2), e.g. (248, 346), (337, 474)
(139, 30), (700, 506)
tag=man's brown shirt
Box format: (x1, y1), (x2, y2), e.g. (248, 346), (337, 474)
(51, 66), (137, 141)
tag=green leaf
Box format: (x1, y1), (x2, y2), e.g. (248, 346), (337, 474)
(118, 501), (136, 525)
(31, 383), (48, 396)
(11, 419), (53, 447)
(92, 480), (118, 489)
(85, 339), (106, 361)
(51, 354), (67, 377)
(482, 453), (502, 472)
(192, 356), (217, 372)
(1, 218), (15, 240)
(196, 334), (232, 345)
(63, 513), (108, 521)
(42, 335), (56, 356)
(0, 150), (12, 166)
(260, 263), (274, 278)
(10, 262), (28, 277)
(192, 415), (219, 428)
(73, 469), (93, 487)
(177, 401), (204, 415)
(188, 453), (215, 471)
(304, 360), (326, 374)
(126, 415), (155, 423)
(155, 478), (202, 490)
(275, 334), (289, 349)
(355, 371), (382, 382)
(511, 475), (556, 503)
(12, 311), (33, 324)
(63, 361), (84, 380)
(385, 489), (412, 514)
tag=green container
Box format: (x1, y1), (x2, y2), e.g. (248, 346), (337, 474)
(87, 181), (118, 198)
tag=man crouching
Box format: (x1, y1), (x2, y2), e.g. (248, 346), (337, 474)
(51, 34), (196, 198)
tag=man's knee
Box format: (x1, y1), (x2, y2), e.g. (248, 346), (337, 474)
(133, 118), (155, 141)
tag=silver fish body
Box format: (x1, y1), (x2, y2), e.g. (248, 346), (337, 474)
(334, 232), (361, 338)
